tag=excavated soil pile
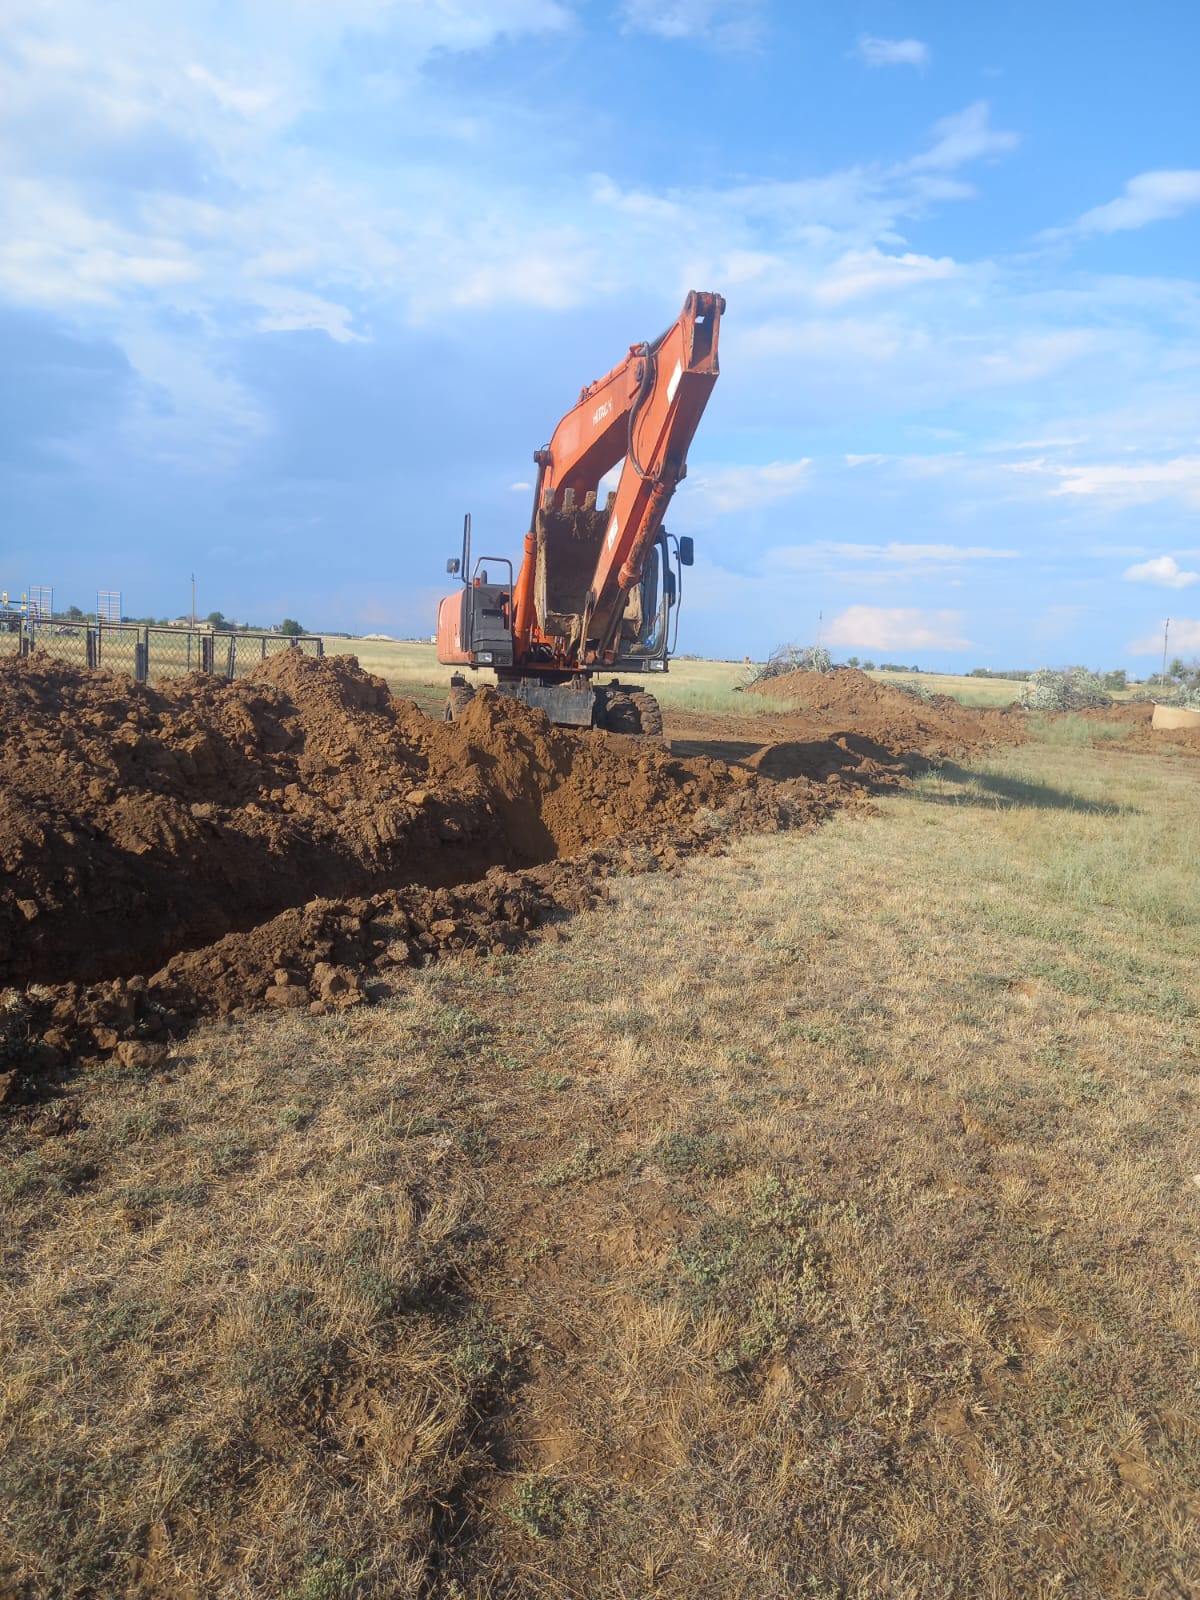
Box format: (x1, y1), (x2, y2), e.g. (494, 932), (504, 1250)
(746, 667), (1022, 758)
(1074, 700), (1200, 755)
(1, 652), (843, 1095)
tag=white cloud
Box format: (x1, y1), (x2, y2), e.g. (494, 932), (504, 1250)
(812, 247), (955, 304)
(1048, 457), (1200, 509)
(619, 0), (763, 47)
(770, 540), (1016, 569)
(984, 435), (1089, 453)
(836, 542), (1016, 562)
(1072, 170), (1200, 236)
(1122, 555), (1200, 590)
(1130, 619), (1200, 655)
(690, 459), (811, 515)
(184, 63), (280, 119)
(509, 480), (533, 492)
(824, 605), (970, 650)
(855, 36), (929, 69)
(905, 102), (1018, 173)
(448, 236), (601, 312)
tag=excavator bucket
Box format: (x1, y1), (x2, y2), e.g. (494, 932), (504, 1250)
(533, 490), (613, 648)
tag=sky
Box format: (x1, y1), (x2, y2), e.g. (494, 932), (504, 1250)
(2, 0), (1200, 670)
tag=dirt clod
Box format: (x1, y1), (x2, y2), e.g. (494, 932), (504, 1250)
(114, 1040), (169, 1072)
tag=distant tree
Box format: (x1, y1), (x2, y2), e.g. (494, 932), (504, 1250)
(862, 659), (876, 671)
(206, 610), (228, 631)
(64, 604), (84, 620)
(1168, 656), (1187, 681)
(279, 618), (305, 636)
(1102, 669), (1127, 691)
(846, 655), (860, 668)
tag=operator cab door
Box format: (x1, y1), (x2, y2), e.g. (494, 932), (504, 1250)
(464, 567), (514, 667)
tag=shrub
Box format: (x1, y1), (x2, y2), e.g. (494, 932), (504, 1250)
(744, 643), (831, 685)
(1021, 667), (1112, 712)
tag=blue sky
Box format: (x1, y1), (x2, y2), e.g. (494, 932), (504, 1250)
(3, 1), (1200, 669)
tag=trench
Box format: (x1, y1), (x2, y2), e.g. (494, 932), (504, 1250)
(0, 652), (747, 999)
(6, 802), (550, 992)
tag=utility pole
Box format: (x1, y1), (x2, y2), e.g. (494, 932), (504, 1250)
(1161, 617), (1171, 689)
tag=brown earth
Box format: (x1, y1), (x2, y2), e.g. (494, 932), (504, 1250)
(670, 665), (1027, 782)
(743, 666), (1024, 756)
(1074, 697), (1200, 754)
(1, 652), (866, 1100)
(8, 653), (1194, 1106)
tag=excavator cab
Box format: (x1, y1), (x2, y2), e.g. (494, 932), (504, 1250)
(614, 529), (690, 667)
(436, 514), (515, 670)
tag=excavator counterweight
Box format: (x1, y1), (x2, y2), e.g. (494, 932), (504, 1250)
(437, 291), (724, 733)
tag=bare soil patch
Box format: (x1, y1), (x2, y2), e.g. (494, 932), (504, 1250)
(2, 653), (863, 1098)
(742, 666), (1024, 757)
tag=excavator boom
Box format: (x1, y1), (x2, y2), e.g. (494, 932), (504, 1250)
(516, 290), (723, 662)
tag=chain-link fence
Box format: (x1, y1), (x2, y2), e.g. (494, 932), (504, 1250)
(22, 619), (94, 671)
(148, 628), (215, 678)
(0, 618), (22, 661)
(221, 630), (324, 680)
(2, 617), (324, 683)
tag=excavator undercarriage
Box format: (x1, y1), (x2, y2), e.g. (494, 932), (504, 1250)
(444, 672), (664, 736)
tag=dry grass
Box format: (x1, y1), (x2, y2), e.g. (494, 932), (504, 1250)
(322, 638), (784, 717)
(3, 741), (1200, 1596)
(321, 637), (1042, 715)
(322, 637), (487, 712)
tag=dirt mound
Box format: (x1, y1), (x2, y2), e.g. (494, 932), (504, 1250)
(746, 668), (1021, 757)
(742, 730), (926, 785)
(1, 653), (849, 1098)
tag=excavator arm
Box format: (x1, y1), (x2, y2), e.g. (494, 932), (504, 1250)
(512, 290), (724, 664)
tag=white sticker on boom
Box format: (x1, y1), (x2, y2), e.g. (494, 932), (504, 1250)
(607, 516), (619, 551)
(666, 359), (683, 403)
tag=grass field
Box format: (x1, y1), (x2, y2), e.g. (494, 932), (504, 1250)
(3, 737), (1198, 1597)
(323, 638), (796, 717)
(323, 637), (1040, 714)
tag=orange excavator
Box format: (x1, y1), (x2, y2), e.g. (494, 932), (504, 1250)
(436, 290), (724, 733)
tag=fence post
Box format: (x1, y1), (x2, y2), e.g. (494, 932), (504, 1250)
(201, 633), (213, 674)
(226, 636), (236, 681)
(315, 637), (324, 657)
(86, 628), (98, 670)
